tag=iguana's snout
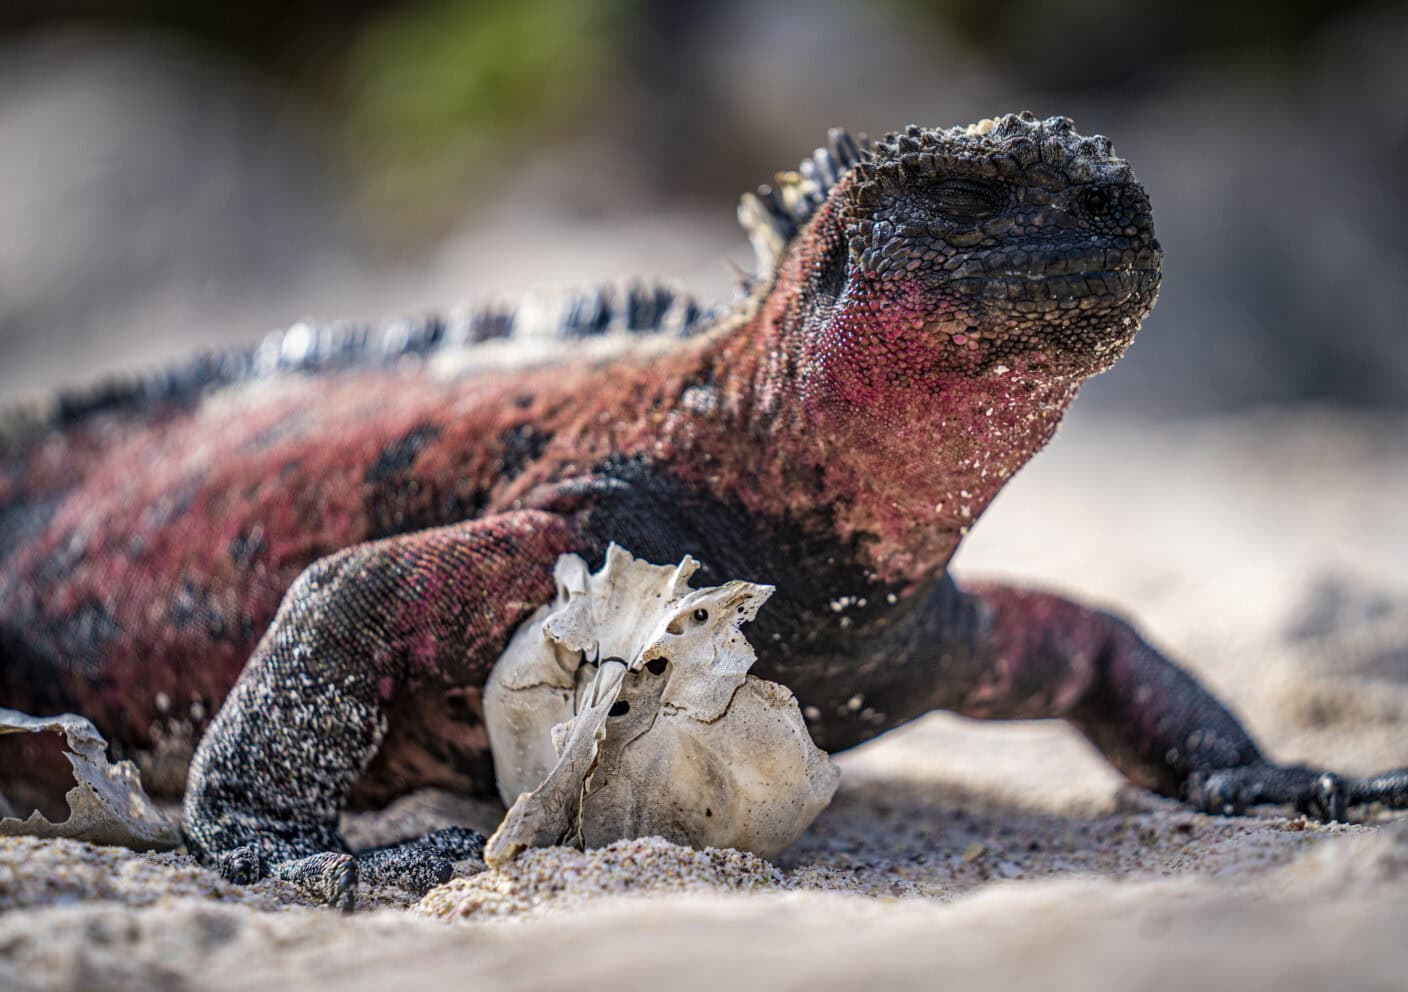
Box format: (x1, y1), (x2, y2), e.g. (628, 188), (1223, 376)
(838, 112), (1161, 380)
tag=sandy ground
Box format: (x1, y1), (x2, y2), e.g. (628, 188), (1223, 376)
(2, 409), (1406, 991)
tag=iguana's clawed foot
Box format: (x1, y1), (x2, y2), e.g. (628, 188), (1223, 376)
(274, 852), (360, 913)
(1187, 763), (1408, 822)
(205, 826), (486, 911)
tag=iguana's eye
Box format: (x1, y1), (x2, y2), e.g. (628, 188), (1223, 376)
(931, 178), (1005, 222)
(1083, 187), (1112, 216)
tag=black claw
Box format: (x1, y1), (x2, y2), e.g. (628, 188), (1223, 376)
(272, 851), (360, 912)
(1298, 772), (1348, 823)
(327, 854), (360, 913)
(1185, 762), (1408, 822)
(368, 848), (454, 894)
(348, 825), (485, 896)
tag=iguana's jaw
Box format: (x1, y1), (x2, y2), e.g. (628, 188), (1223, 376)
(927, 238), (1162, 374)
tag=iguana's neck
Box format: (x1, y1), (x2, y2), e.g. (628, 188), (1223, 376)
(669, 206), (1082, 586)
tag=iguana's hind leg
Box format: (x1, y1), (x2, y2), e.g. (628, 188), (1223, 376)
(183, 510), (584, 908)
(949, 583), (1408, 822)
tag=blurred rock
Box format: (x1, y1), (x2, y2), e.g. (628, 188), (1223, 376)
(0, 30), (362, 400)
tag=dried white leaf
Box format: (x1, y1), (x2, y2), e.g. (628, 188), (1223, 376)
(484, 545), (839, 866)
(0, 707), (180, 851)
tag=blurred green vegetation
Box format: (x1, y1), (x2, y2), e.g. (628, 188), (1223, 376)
(341, 0), (623, 226)
(0, 0), (627, 227)
(1, 0), (1398, 224)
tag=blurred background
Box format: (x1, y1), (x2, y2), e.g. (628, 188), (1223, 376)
(1, 0), (1405, 417)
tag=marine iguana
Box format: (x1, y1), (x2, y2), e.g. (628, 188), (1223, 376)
(3, 113), (1405, 908)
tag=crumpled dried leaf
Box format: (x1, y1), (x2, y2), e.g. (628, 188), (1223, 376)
(0, 707), (181, 851)
(483, 545), (839, 866)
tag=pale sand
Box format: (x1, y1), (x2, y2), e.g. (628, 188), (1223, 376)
(2, 410), (1405, 991)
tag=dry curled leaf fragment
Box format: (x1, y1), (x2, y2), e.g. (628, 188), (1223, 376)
(483, 545), (839, 866)
(0, 707), (180, 851)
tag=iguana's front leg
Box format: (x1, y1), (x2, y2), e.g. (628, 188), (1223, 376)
(952, 583), (1408, 821)
(183, 510), (584, 909)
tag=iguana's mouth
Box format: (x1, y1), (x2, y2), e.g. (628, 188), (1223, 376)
(948, 244), (1162, 311)
(972, 267), (1159, 307)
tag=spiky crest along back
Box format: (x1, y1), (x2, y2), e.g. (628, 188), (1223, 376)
(736, 128), (872, 280)
(0, 280), (712, 456)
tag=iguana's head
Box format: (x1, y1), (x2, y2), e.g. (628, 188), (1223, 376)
(740, 112), (1161, 407)
(724, 114), (1161, 578)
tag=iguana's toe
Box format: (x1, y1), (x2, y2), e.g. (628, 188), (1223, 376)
(355, 828), (488, 895)
(358, 846), (453, 894)
(1186, 770), (1240, 817)
(1349, 768), (1408, 809)
(1295, 771), (1347, 823)
(215, 845), (267, 885)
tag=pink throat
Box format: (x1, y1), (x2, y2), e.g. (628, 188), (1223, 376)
(805, 365), (1078, 582)
(679, 298), (1080, 587)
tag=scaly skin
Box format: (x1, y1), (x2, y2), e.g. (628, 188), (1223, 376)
(2, 113), (1404, 906)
